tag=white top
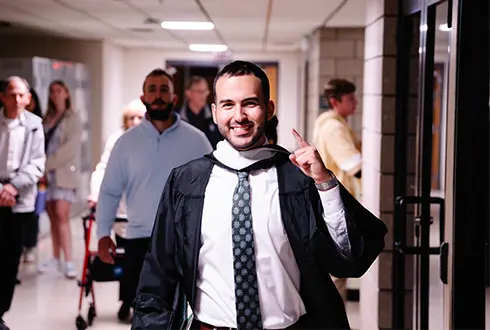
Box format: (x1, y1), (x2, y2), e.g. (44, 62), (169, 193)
(0, 111), (26, 180)
(193, 140), (351, 329)
(90, 128), (127, 218)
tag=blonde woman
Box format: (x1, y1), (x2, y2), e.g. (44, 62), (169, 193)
(39, 80), (82, 279)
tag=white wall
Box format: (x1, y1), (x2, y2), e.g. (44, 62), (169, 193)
(122, 48), (301, 150)
(101, 42), (124, 143)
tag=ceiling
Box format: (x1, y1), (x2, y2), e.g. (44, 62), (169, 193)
(0, 0), (366, 52)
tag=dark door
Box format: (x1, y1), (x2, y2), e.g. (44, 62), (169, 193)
(449, 0), (488, 328)
(393, 0), (449, 329)
(393, 0), (488, 329)
(169, 64), (219, 109)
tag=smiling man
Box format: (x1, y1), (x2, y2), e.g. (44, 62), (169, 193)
(95, 68), (212, 321)
(132, 61), (387, 330)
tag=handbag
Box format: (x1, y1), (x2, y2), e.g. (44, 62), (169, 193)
(88, 253), (125, 282)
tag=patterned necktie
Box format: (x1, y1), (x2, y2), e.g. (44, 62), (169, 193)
(232, 171), (263, 330)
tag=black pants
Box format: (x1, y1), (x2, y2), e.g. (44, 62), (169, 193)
(121, 237), (151, 306)
(0, 208), (33, 317)
(22, 213), (39, 249)
(115, 233), (126, 301)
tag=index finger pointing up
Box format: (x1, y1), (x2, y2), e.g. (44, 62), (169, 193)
(292, 128), (310, 148)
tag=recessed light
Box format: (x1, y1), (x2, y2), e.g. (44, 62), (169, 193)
(161, 21), (214, 31)
(189, 44), (228, 52)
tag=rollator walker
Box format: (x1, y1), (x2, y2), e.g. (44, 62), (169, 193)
(75, 208), (126, 330)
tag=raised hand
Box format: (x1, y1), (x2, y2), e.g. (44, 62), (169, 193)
(289, 129), (332, 184)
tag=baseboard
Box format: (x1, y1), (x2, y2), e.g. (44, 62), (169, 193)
(347, 288), (359, 302)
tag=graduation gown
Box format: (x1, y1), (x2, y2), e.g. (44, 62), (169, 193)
(131, 151), (387, 330)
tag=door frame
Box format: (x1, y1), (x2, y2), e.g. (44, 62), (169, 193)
(395, 0), (489, 329)
(393, 1), (440, 328)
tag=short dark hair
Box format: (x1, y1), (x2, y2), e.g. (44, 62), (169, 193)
(213, 60), (270, 104)
(323, 78), (356, 109)
(0, 80), (6, 94)
(142, 69), (174, 92)
(29, 88), (43, 118)
(185, 76), (208, 90)
(0, 80), (5, 108)
(265, 115), (278, 144)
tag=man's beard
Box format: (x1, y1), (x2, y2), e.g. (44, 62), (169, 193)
(145, 99), (173, 121)
(219, 121), (266, 151)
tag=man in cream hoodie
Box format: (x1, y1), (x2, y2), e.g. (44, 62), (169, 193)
(313, 78), (362, 302)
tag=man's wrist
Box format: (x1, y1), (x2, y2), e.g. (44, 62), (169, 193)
(315, 171), (338, 191)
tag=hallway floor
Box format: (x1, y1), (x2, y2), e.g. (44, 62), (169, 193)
(4, 207), (481, 330)
(4, 214), (361, 330)
(4, 214), (131, 330)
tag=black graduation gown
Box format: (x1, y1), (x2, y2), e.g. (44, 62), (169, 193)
(131, 152), (388, 330)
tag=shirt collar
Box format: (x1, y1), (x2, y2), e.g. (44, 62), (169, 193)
(0, 108), (26, 125)
(181, 103), (212, 121)
(140, 111), (181, 136)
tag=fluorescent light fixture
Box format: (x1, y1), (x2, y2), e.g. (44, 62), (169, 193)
(438, 23), (451, 31)
(189, 44), (228, 52)
(161, 21), (214, 30)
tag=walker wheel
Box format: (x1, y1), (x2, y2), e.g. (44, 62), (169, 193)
(76, 315), (88, 330)
(87, 304), (97, 326)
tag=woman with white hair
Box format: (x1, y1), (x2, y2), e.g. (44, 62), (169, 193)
(87, 99), (145, 319)
(88, 99), (146, 209)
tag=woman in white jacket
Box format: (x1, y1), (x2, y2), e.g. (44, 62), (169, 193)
(87, 99), (145, 319)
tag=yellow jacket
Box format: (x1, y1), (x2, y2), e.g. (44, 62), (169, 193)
(313, 111), (362, 198)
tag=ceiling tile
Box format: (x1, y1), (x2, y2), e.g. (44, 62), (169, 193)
(271, 0), (343, 22)
(0, 0), (369, 49)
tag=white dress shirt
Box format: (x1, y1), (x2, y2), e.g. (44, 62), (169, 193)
(0, 111), (26, 180)
(194, 140), (350, 329)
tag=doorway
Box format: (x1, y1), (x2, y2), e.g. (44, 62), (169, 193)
(393, 0), (488, 329)
(166, 60), (279, 111)
(167, 62), (219, 109)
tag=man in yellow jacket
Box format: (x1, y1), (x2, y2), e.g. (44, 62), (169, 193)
(313, 78), (362, 302)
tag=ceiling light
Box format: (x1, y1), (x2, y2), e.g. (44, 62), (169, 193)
(438, 23), (451, 32)
(189, 44), (228, 52)
(161, 21), (214, 30)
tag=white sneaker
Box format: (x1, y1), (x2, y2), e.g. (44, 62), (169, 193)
(23, 248), (36, 263)
(38, 258), (61, 274)
(65, 262), (77, 279)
